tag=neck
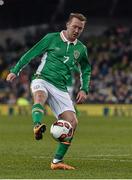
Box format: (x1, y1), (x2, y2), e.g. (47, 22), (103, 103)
(63, 30), (74, 42)
(63, 30), (69, 40)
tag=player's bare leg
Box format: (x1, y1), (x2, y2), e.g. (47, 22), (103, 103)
(51, 111), (78, 170)
(32, 90), (47, 140)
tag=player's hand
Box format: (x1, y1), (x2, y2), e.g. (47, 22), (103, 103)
(76, 90), (87, 104)
(6, 73), (17, 82)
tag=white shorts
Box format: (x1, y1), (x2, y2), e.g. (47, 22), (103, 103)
(30, 79), (75, 118)
(67, 86), (74, 100)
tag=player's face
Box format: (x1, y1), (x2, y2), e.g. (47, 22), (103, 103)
(66, 17), (85, 42)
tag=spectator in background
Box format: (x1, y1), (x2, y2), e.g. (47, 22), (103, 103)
(7, 93), (16, 115)
(17, 92), (30, 115)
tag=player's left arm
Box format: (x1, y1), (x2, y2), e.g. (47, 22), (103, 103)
(76, 46), (91, 103)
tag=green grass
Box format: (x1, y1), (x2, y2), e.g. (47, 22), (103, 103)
(0, 114), (132, 178)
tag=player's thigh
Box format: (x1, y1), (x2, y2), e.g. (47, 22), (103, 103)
(48, 90), (75, 114)
(30, 79), (48, 104)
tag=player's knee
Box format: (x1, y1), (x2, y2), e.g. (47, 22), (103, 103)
(33, 90), (47, 104)
(69, 116), (78, 131)
(59, 111), (78, 131)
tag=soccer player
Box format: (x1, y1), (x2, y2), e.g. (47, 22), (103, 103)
(6, 13), (91, 170)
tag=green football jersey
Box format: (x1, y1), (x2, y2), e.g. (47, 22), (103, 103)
(66, 64), (80, 87)
(10, 31), (91, 93)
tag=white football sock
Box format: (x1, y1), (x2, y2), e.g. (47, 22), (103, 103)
(52, 158), (62, 164)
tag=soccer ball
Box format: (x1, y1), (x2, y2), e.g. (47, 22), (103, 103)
(50, 119), (73, 142)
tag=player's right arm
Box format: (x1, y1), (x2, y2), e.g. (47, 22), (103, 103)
(9, 33), (53, 76)
(6, 73), (17, 82)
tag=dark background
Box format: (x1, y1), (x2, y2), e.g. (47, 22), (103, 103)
(0, 0), (132, 105)
(0, 0), (132, 29)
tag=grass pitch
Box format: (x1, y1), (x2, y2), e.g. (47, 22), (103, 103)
(0, 114), (132, 179)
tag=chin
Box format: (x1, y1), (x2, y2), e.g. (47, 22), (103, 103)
(71, 37), (76, 41)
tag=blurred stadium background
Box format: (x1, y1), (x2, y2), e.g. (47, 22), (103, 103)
(1, 0), (132, 179)
(0, 0), (132, 115)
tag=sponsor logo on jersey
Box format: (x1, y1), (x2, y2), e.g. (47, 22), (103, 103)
(74, 50), (80, 59)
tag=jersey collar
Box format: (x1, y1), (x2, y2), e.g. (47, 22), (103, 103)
(60, 31), (77, 45)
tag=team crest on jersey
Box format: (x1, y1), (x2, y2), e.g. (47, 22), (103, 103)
(74, 50), (80, 59)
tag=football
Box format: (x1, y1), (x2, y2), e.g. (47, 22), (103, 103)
(50, 119), (73, 142)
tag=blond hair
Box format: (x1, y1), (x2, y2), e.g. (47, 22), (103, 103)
(68, 13), (87, 23)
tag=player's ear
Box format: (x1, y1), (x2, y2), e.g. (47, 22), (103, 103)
(66, 22), (69, 28)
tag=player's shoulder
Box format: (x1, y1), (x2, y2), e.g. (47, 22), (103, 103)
(46, 32), (60, 38)
(77, 39), (87, 50)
